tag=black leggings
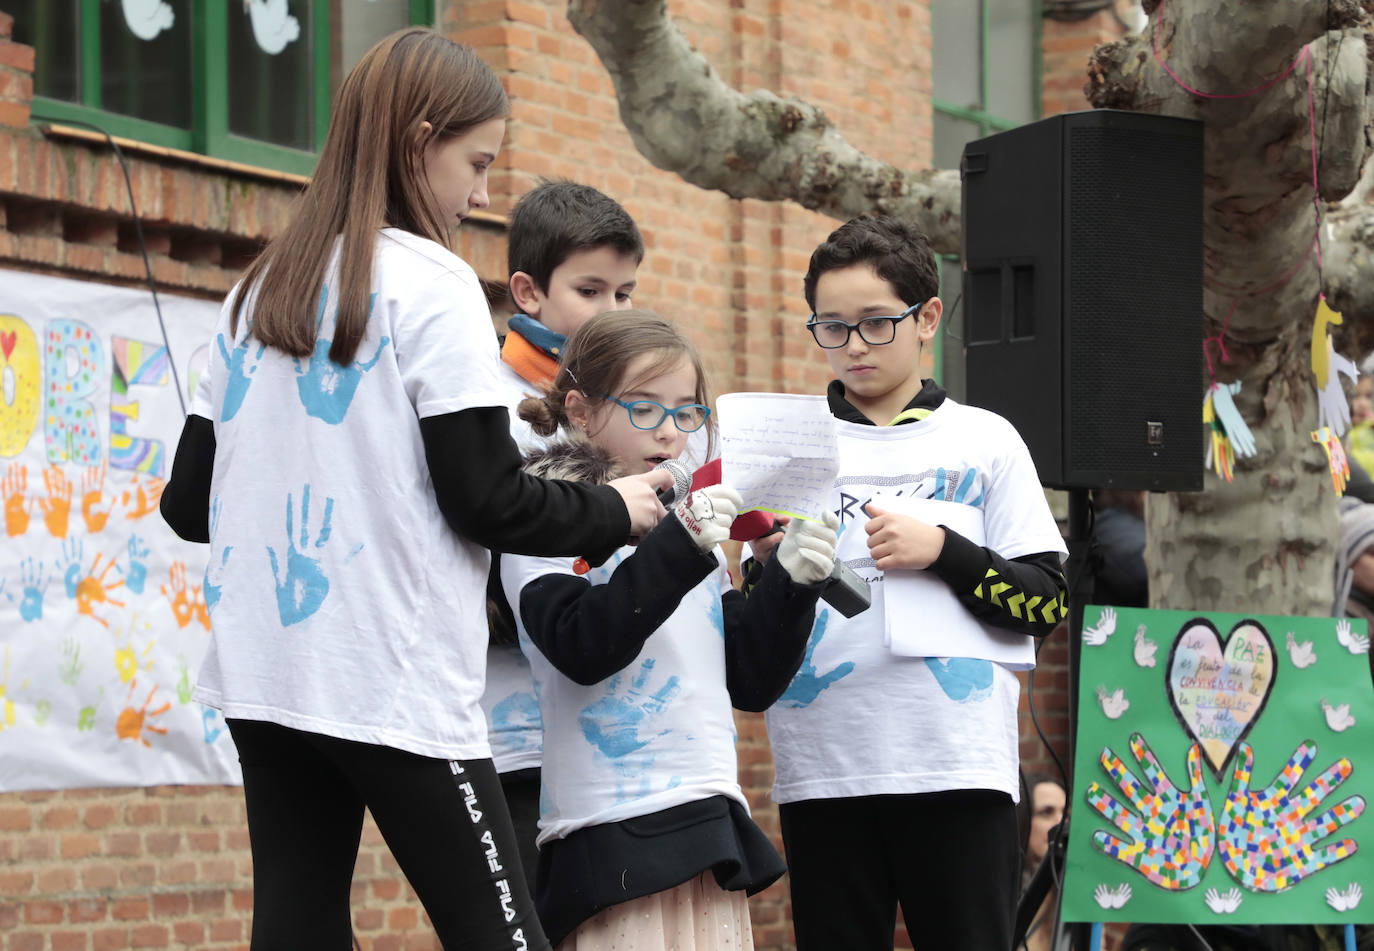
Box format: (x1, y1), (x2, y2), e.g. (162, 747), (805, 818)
(779, 789), (1019, 951)
(227, 718), (548, 951)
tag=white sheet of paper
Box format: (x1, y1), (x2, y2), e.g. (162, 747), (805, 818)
(717, 392), (839, 520)
(874, 494), (1036, 669)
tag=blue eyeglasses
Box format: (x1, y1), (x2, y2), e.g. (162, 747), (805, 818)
(604, 396), (711, 432)
(805, 302), (922, 349)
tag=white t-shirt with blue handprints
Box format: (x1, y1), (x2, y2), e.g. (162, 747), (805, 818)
(502, 547), (747, 846)
(765, 400), (1066, 804)
(478, 358), (552, 775)
(192, 229), (509, 760)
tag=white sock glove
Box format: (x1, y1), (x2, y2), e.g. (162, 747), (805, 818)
(776, 510), (839, 585)
(673, 484), (742, 552)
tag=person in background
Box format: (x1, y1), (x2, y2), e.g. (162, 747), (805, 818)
(482, 180), (645, 893)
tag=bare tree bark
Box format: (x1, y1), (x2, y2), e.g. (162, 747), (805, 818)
(1085, 0), (1373, 615)
(566, 0), (962, 253)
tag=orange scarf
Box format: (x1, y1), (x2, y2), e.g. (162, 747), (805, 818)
(501, 330), (559, 388)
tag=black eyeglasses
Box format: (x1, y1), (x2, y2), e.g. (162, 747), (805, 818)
(805, 302), (921, 349)
(604, 396), (711, 432)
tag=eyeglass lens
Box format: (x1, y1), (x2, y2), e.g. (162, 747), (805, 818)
(811, 316), (898, 348)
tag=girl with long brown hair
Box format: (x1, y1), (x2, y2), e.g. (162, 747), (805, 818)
(160, 28), (668, 951)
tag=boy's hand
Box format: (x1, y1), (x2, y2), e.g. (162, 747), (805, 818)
(748, 515), (789, 566)
(863, 502), (945, 570)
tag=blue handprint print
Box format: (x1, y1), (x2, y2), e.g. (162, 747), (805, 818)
(491, 691), (542, 753)
(924, 657), (995, 703)
(266, 485), (336, 626)
(217, 331), (267, 422)
(578, 658), (682, 759)
(59, 537), (83, 598)
(120, 535), (150, 595)
(295, 289), (389, 424)
(17, 557), (48, 621)
(201, 706), (224, 745)
(203, 497), (231, 614)
(778, 610), (855, 708)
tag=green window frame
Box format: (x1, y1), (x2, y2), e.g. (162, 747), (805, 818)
(931, 0), (1041, 395)
(28, 0), (433, 176)
(931, 0), (1043, 153)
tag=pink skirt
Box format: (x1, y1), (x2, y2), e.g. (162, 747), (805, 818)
(555, 872), (755, 951)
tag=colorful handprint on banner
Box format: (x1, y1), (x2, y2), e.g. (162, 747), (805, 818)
(1217, 741), (1364, 892)
(1086, 734), (1215, 889)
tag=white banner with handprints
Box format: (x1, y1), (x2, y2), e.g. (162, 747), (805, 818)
(0, 268), (240, 792)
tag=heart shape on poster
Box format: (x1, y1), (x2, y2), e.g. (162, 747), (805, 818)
(1166, 618), (1276, 780)
(0, 331), (15, 361)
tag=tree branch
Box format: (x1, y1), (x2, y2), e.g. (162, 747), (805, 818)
(566, 0), (961, 252)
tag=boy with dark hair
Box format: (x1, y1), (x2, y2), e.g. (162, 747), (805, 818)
(482, 180), (644, 892)
(504, 180), (644, 353)
(765, 214), (1069, 950)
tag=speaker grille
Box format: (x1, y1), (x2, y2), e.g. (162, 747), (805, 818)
(1067, 125), (1201, 480)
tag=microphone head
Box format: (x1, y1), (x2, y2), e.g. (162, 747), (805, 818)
(654, 458), (693, 506)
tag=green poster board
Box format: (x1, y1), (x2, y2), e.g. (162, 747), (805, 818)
(1062, 606), (1373, 925)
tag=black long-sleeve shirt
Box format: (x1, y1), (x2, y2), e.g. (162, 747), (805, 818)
(160, 405), (631, 564)
(828, 379), (1067, 637)
(517, 511), (823, 711)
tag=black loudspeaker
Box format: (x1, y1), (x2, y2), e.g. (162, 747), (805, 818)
(961, 109), (1203, 492)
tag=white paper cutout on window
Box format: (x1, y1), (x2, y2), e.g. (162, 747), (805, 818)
(246, 0), (301, 55)
(121, 0), (175, 40)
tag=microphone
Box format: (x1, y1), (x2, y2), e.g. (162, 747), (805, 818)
(820, 559), (871, 618)
(686, 459), (871, 618)
(653, 458), (693, 507)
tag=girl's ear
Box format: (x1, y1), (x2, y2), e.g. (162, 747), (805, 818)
(412, 119), (435, 156)
(564, 388), (592, 433)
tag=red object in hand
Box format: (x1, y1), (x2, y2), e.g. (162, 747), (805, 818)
(691, 458), (777, 542)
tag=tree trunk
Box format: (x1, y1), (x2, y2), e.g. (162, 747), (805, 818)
(1089, 0), (1372, 615)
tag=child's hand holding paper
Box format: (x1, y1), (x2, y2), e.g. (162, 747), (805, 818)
(862, 502), (947, 571)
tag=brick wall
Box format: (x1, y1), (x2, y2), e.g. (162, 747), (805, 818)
(0, 1), (1124, 948)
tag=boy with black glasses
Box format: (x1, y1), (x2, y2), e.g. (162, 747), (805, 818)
(764, 214), (1069, 950)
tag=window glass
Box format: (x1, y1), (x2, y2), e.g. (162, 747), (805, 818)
(939, 256), (966, 401)
(933, 110), (983, 170)
(931, 0), (980, 108)
(229, 0), (314, 150)
(9, 2), (80, 103)
(333, 0), (412, 91)
(100, 0), (193, 128)
(987, 0), (1037, 123)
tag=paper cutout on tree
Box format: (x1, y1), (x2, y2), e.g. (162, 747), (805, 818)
(1313, 427), (1351, 495)
(1168, 619), (1276, 781)
(1310, 296), (1344, 389)
(1203, 383), (1256, 482)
